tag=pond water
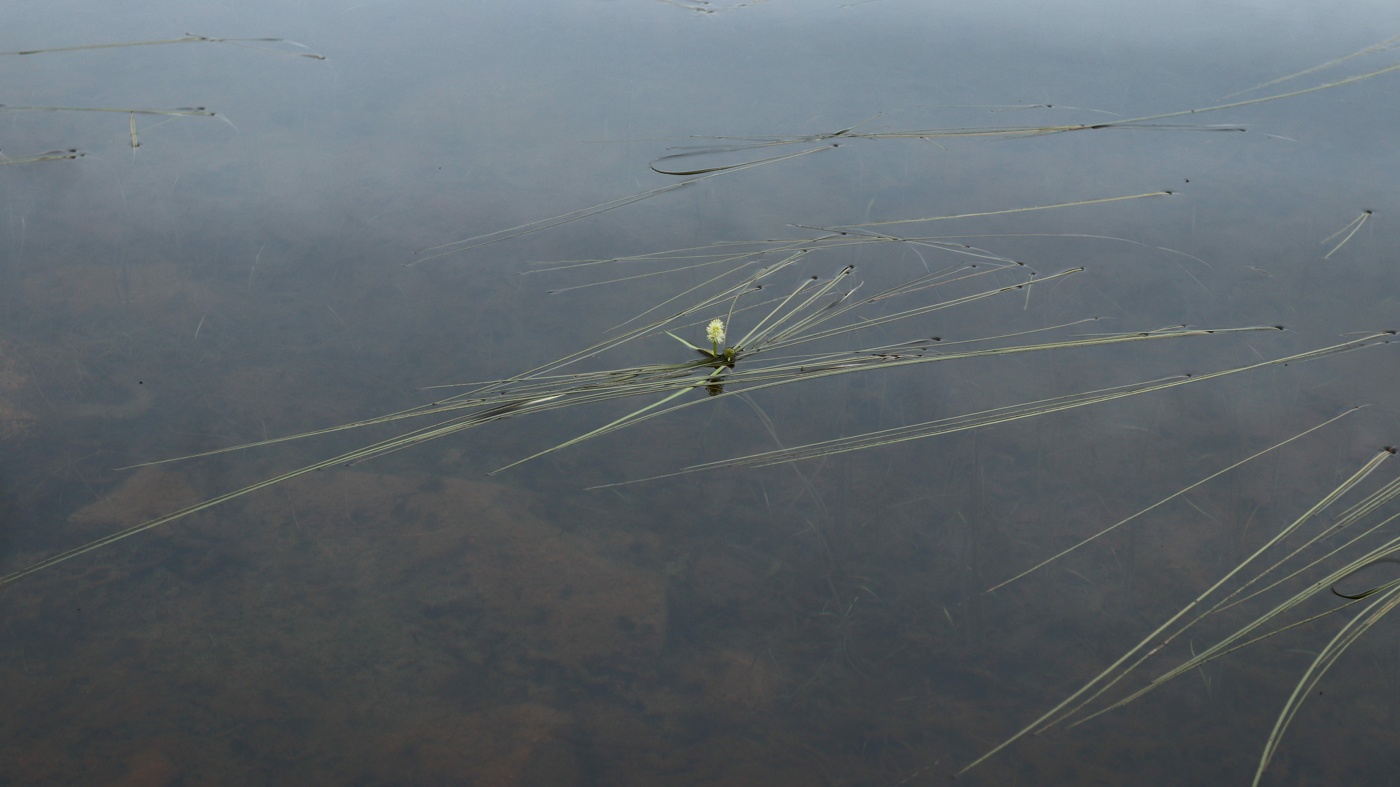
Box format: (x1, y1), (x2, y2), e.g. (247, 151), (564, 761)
(4, 1), (1400, 784)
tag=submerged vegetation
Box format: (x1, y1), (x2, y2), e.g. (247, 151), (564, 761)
(6, 23), (1400, 786)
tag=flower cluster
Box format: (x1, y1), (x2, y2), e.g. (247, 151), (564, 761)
(706, 318), (726, 349)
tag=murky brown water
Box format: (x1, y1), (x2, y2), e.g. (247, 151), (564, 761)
(5, 2), (1400, 785)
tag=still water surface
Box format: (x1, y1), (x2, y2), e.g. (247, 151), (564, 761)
(4, 1), (1400, 784)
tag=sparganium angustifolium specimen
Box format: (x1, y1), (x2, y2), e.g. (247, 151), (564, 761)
(707, 318), (725, 357)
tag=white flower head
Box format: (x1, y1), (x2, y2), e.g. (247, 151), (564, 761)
(706, 318), (726, 347)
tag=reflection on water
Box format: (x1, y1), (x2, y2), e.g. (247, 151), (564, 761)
(4, 0), (1400, 784)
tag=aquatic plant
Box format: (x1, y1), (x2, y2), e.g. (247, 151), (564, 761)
(5, 26), (1400, 787)
(0, 34), (323, 163)
(960, 418), (1400, 785)
(409, 37), (1400, 263)
(0, 213), (1385, 590)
